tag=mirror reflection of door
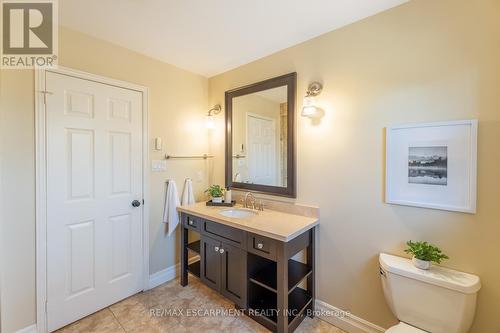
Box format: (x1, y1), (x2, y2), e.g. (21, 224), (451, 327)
(232, 86), (287, 187)
(247, 114), (277, 185)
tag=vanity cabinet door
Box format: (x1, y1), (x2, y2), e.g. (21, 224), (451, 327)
(201, 236), (221, 291)
(220, 242), (247, 308)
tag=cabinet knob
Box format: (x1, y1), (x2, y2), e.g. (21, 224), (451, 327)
(219, 248), (225, 254)
(257, 243), (264, 249)
(188, 220), (194, 225)
(214, 246), (219, 252)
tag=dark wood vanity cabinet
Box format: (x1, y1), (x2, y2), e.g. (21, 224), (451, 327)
(200, 236), (221, 290)
(220, 242), (247, 306)
(180, 213), (315, 333)
(199, 235), (247, 307)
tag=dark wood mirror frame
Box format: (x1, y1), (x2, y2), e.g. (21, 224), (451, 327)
(225, 72), (297, 198)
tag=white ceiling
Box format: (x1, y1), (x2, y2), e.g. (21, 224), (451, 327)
(60, 0), (408, 77)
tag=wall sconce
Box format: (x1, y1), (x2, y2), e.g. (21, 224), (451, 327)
(206, 104), (222, 129)
(301, 82), (323, 117)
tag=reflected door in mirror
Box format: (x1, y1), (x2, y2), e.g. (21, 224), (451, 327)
(232, 86), (287, 187)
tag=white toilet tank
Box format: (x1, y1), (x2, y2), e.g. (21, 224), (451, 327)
(379, 253), (481, 333)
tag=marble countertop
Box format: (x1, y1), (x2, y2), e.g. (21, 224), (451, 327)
(177, 202), (319, 242)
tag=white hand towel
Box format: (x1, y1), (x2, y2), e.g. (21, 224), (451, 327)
(181, 178), (195, 205)
(162, 180), (180, 236)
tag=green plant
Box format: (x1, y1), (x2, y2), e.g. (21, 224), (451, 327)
(404, 241), (449, 264)
(205, 184), (225, 198)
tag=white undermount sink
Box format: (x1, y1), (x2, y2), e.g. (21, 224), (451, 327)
(219, 208), (258, 218)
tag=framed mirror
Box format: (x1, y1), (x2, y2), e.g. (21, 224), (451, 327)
(225, 72), (296, 197)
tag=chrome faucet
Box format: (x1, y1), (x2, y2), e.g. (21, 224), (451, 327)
(243, 192), (256, 209)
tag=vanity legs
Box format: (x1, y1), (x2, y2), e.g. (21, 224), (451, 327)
(306, 228), (315, 318)
(276, 228), (315, 333)
(180, 225), (188, 286)
(276, 243), (289, 333)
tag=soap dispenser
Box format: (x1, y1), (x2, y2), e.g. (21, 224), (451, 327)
(224, 187), (232, 203)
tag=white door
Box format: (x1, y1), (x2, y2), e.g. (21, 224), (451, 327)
(247, 114), (277, 185)
(45, 72), (144, 331)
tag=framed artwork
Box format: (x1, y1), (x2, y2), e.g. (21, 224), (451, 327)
(386, 120), (477, 213)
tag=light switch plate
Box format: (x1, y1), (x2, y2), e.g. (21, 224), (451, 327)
(154, 137), (162, 151)
(151, 160), (167, 172)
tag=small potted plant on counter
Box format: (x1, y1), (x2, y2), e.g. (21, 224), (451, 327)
(404, 240), (449, 270)
(205, 184), (225, 203)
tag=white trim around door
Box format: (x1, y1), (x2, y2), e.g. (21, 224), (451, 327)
(35, 66), (150, 333)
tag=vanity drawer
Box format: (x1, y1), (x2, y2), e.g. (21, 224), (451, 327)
(247, 233), (277, 261)
(183, 214), (201, 231)
(202, 220), (245, 248)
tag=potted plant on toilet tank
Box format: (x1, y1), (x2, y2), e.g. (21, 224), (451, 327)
(404, 241), (449, 270)
(205, 184), (225, 203)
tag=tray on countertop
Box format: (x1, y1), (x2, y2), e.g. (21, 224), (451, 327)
(206, 200), (236, 207)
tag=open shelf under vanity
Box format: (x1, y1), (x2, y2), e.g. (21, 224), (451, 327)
(246, 253), (313, 331)
(249, 257), (312, 293)
(186, 237), (201, 278)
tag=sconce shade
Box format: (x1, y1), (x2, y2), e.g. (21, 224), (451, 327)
(205, 115), (215, 129)
(301, 95), (318, 117)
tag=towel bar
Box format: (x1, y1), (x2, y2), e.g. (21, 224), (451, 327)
(165, 154), (214, 160)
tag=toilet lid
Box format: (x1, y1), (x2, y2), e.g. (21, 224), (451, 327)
(386, 322), (427, 333)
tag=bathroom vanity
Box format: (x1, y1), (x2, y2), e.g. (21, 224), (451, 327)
(178, 203), (318, 333)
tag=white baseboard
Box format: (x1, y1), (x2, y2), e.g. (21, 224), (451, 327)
(148, 256), (199, 289)
(315, 300), (386, 333)
(148, 264), (177, 289)
(15, 324), (37, 333)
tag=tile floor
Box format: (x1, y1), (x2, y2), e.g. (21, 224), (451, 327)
(56, 278), (345, 333)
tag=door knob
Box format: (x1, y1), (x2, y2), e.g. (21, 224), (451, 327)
(131, 200), (141, 207)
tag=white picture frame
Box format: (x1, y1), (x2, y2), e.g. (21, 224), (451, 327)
(386, 120), (477, 213)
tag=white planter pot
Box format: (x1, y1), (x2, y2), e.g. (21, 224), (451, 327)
(412, 257), (431, 270)
(212, 197), (223, 203)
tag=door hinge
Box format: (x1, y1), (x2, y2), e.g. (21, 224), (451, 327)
(142, 199), (145, 205)
(45, 300), (48, 313)
(39, 90), (53, 105)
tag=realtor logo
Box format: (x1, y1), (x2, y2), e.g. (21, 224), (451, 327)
(1, 0), (58, 68)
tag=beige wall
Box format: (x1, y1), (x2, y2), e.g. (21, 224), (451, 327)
(208, 0), (500, 331)
(0, 69), (37, 333)
(0, 27), (209, 332)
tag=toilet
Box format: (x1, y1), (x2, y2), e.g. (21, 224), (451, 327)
(379, 253), (481, 333)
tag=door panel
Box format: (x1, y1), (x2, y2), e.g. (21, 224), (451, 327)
(66, 129), (95, 200)
(201, 236), (221, 291)
(109, 214), (132, 282)
(109, 131), (132, 195)
(221, 243), (247, 308)
(46, 72), (144, 332)
(64, 89), (94, 118)
(67, 220), (95, 296)
(247, 115), (277, 185)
